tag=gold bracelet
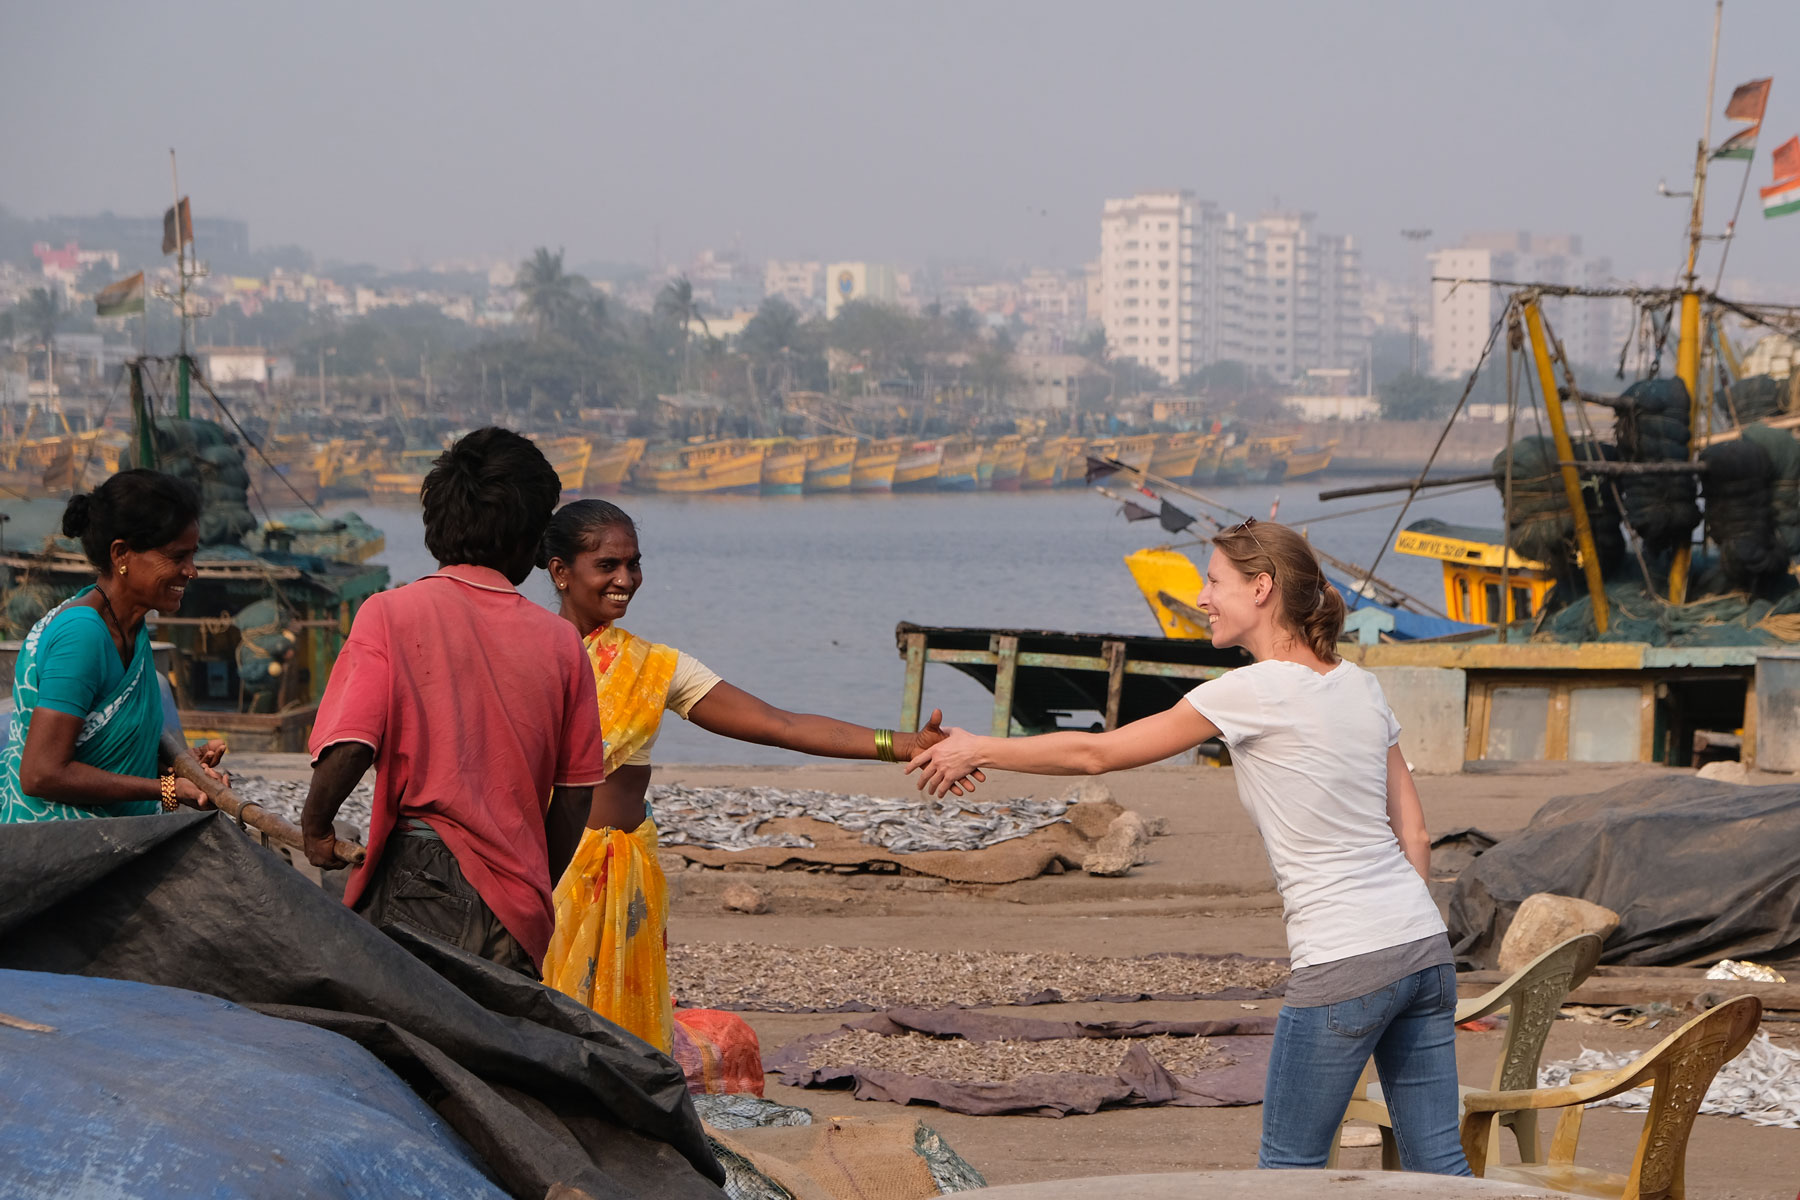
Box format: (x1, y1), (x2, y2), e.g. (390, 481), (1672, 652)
(160, 773), (179, 813)
(874, 728), (898, 763)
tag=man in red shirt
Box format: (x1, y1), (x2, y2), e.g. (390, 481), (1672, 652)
(301, 428), (607, 976)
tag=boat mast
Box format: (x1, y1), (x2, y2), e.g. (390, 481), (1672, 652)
(169, 148), (191, 420)
(1669, 0), (1723, 604)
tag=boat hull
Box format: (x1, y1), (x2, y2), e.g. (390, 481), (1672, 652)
(852, 439), (903, 492)
(893, 443), (946, 492)
(800, 437), (858, 493)
(632, 442), (766, 495)
(761, 450), (808, 495)
(583, 439), (646, 494)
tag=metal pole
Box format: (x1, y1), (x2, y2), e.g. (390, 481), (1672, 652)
(170, 149), (190, 420)
(1669, 0), (1724, 605)
(128, 360), (156, 468)
(1523, 298), (1608, 634)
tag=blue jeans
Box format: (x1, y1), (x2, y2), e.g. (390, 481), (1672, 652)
(1259, 963), (1471, 1174)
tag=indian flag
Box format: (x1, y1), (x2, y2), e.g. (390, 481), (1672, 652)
(93, 271), (145, 317)
(1763, 136), (1800, 219)
(1764, 176), (1800, 220)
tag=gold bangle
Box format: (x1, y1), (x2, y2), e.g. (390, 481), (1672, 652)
(160, 773), (179, 812)
(874, 728), (897, 763)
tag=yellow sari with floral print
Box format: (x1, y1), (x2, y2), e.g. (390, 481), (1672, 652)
(543, 625), (678, 1052)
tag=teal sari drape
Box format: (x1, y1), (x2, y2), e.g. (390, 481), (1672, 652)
(0, 590), (163, 822)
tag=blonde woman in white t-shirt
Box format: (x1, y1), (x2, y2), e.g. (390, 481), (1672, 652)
(908, 518), (1471, 1175)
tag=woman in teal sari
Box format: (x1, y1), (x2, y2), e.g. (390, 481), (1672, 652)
(0, 470), (224, 822)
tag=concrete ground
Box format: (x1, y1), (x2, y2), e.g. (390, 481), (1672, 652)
(651, 759), (1800, 1200)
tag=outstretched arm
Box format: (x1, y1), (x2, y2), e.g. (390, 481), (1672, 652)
(1385, 743), (1430, 881)
(301, 741), (375, 869)
(907, 702), (1221, 798)
(686, 683), (950, 760)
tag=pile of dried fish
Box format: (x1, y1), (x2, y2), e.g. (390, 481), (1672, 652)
(668, 943), (1288, 1011)
(650, 785), (1070, 853)
(1541, 1033), (1800, 1128)
(230, 776), (375, 834)
(805, 1029), (1224, 1083)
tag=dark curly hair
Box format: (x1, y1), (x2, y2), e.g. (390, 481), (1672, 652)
(537, 499), (637, 570)
(420, 427), (563, 581)
(61, 469), (202, 572)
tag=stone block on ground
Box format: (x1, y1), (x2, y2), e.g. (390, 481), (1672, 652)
(1696, 760), (1747, 784)
(722, 882), (769, 915)
(1063, 778), (1114, 807)
(1497, 892), (1619, 974)
(1082, 811), (1152, 877)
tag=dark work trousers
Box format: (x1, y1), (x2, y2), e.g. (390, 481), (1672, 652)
(354, 826), (537, 978)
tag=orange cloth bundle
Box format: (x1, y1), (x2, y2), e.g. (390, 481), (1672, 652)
(672, 1007), (765, 1096)
(543, 817), (673, 1054)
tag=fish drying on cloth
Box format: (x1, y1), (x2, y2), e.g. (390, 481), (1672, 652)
(1541, 1033), (1800, 1129)
(647, 785), (1072, 853)
(767, 1008), (1277, 1117)
(668, 943), (1288, 1013)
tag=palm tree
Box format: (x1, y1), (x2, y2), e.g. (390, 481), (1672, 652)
(514, 248), (585, 340)
(741, 296), (803, 395)
(17, 288), (61, 350)
(654, 276), (709, 387)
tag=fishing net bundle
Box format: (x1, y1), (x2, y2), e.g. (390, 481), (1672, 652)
(1738, 422), (1800, 556)
(1537, 579), (1800, 646)
(126, 419), (258, 546)
(1725, 374), (1793, 424)
(1493, 435), (1625, 591)
(1699, 438), (1788, 591)
(1610, 378), (1700, 558)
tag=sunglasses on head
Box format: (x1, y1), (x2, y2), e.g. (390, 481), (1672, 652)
(1222, 517), (1268, 554)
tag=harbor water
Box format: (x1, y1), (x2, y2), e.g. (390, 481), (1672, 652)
(332, 478), (1502, 765)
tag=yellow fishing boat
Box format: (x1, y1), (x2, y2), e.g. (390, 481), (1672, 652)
(366, 447), (444, 503)
(1124, 548), (1212, 639)
(892, 440), (946, 492)
(1054, 437), (1093, 487)
(851, 437), (904, 492)
(1021, 436), (1076, 489)
(1086, 433), (1159, 474)
(755, 438), (808, 495)
(799, 436), (858, 493)
(583, 438), (646, 494)
(980, 435), (1028, 491)
(537, 434), (595, 494)
(938, 438), (983, 491)
(1393, 519), (1553, 624)
(1281, 440), (1338, 480)
(1148, 432), (1208, 482)
(631, 439), (766, 495)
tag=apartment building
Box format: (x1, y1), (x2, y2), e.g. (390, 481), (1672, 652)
(1096, 193), (1366, 385)
(1428, 233), (1627, 376)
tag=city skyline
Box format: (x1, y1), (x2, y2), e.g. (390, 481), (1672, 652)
(7, 1), (1800, 285)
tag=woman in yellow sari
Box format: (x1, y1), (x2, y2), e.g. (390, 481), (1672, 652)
(538, 500), (956, 1051)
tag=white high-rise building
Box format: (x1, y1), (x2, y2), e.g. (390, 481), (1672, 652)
(1428, 234), (1626, 377)
(1097, 193), (1366, 385)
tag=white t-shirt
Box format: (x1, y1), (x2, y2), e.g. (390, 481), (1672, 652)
(1185, 659), (1446, 969)
(621, 651), (723, 767)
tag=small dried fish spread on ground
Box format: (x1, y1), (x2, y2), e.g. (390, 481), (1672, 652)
(805, 1029), (1224, 1083)
(668, 944), (1288, 1011)
(649, 785), (1071, 853)
(1541, 1033), (1800, 1128)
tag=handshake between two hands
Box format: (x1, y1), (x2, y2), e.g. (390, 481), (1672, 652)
(901, 708), (988, 799)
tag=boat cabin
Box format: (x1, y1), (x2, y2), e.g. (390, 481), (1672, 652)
(1393, 518), (1555, 626)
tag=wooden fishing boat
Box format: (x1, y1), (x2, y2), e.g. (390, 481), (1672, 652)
(980, 435), (1028, 491)
(1086, 433), (1158, 475)
(366, 447), (443, 503)
(1020, 436), (1075, 489)
(583, 438), (646, 494)
(1148, 432), (1208, 482)
(1244, 434), (1298, 484)
(937, 438), (983, 492)
(631, 439), (766, 495)
(892, 440), (946, 492)
(1282, 440), (1338, 480)
(851, 437), (904, 492)
(536, 434), (594, 495)
(755, 439), (807, 495)
(799, 436), (858, 493)
(1054, 437), (1092, 487)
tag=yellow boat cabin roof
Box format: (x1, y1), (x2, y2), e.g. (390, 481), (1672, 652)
(1395, 518), (1548, 574)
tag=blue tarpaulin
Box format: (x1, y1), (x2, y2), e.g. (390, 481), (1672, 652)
(0, 969), (507, 1199)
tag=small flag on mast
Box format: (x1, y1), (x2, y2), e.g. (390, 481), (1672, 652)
(93, 271), (145, 317)
(161, 197), (193, 255)
(1762, 135), (1800, 219)
(1713, 78), (1773, 160)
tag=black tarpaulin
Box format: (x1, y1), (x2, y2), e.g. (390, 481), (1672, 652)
(0, 811), (725, 1200)
(1447, 775), (1800, 969)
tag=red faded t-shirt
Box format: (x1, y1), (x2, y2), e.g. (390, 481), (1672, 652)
(310, 565), (607, 966)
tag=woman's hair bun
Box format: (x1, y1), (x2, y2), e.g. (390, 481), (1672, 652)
(61, 493), (94, 538)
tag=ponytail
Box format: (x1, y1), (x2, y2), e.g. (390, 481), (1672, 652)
(1210, 520), (1345, 662)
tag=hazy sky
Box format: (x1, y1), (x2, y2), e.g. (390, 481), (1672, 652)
(8, 0), (1800, 286)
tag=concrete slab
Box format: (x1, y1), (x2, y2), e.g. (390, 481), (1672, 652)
(1369, 666), (1467, 775)
(963, 1171), (1557, 1199)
